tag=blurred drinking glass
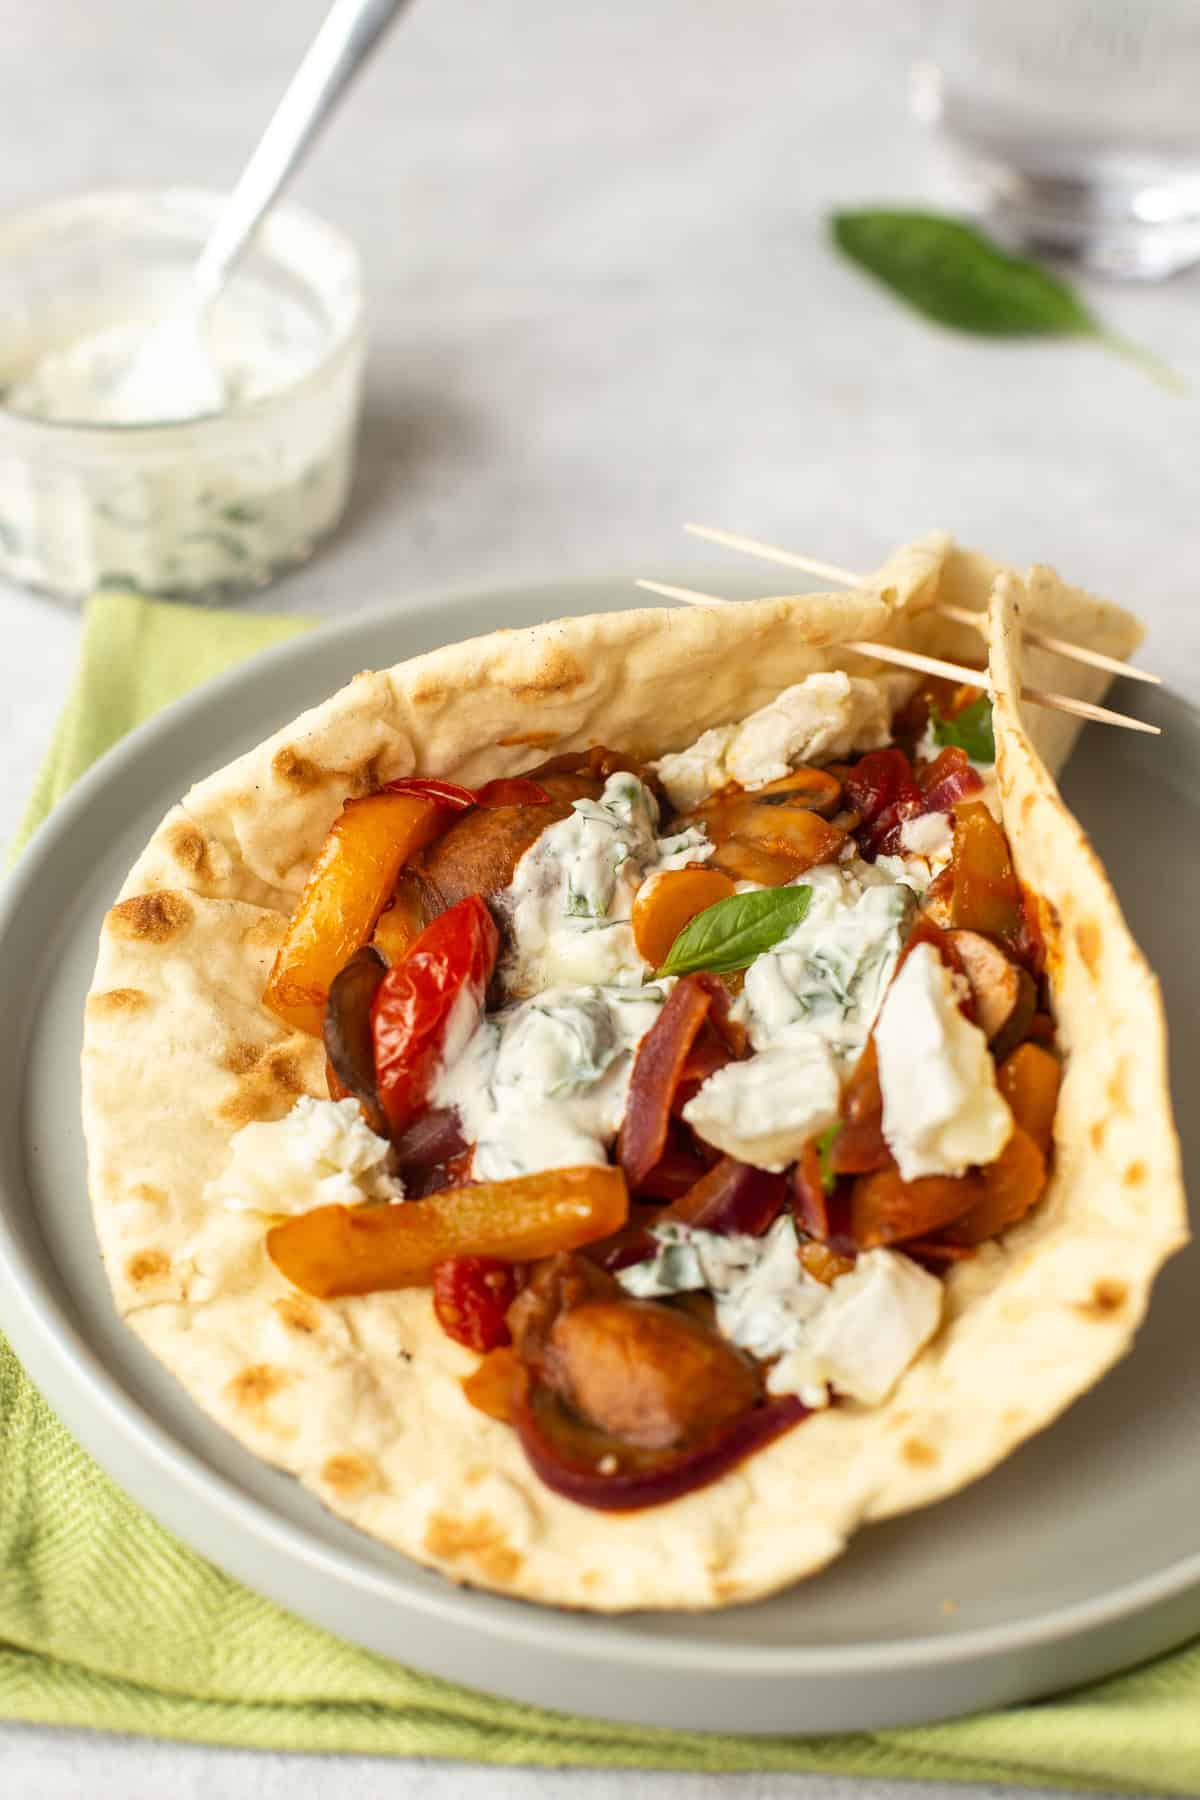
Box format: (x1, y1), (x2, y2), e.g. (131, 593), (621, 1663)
(914, 0), (1200, 278)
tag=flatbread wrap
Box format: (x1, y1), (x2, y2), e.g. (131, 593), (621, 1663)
(81, 535), (1186, 1610)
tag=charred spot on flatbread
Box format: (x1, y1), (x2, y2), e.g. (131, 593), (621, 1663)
(345, 751), (388, 796)
(87, 986), (151, 1016)
(902, 1436), (939, 1468)
(218, 1044), (314, 1127)
(320, 1453), (377, 1496)
(423, 1512), (524, 1583)
(507, 644), (586, 701)
(227, 1363), (292, 1411)
(272, 746), (325, 792)
(221, 1040), (267, 1077)
(409, 674), (457, 706)
(1074, 917), (1102, 978)
(127, 1182), (167, 1210)
(273, 1295), (321, 1335)
(106, 891), (194, 945)
(125, 1248), (171, 1286)
(497, 730), (559, 749)
(241, 913), (287, 952)
(166, 821), (214, 881)
(1078, 1279), (1129, 1319)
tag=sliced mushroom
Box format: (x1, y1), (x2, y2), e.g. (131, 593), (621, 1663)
(547, 1299), (763, 1452)
(945, 928), (1029, 1042)
(741, 767), (843, 816)
(406, 770), (601, 922)
(509, 1253), (762, 1452)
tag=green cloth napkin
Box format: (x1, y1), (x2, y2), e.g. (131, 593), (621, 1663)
(2, 591), (1195, 1792)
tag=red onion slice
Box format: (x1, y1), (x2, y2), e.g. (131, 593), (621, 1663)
(665, 1155), (786, 1237)
(391, 1106), (468, 1171)
(512, 1378), (809, 1512)
(618, 978), (713, 1188)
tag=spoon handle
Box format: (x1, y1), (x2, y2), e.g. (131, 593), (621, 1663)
(193, 0), (414, 303)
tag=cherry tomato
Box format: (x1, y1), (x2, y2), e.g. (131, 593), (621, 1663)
(370, 894), (499, 1133)
(433, 1255), (520, 1351)
(843, 749), (924, 858)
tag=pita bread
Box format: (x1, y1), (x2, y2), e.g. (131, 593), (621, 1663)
(82, 538), (1186, 1609)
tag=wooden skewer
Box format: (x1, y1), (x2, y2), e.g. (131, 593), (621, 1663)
(636, 579), (1162, 737)
(684, 523), (862, 587)
(683, 522), (1162, 687)
(934, 600), (1161, 685)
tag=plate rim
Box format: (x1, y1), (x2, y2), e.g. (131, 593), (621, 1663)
(0, 574), (1196, 1703)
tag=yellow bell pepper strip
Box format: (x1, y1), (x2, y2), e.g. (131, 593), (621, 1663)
(263, 790), (445, 1037)
(267, 1165), (629, 1299)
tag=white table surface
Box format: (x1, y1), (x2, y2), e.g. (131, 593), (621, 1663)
(1, 0), (1195, 1793)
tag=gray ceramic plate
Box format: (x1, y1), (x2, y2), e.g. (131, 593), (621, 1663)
(0, 576), (1195, 1735)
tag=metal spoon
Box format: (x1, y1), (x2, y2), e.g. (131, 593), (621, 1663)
(94, 0), (414, 422)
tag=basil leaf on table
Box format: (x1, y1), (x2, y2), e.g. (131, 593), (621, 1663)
(831, 209), (1180, 390)
(656, 886), (811, 978)
(931, 694), (995, 764)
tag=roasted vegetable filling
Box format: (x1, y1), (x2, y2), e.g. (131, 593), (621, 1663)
(238, 675), (1061, 1510)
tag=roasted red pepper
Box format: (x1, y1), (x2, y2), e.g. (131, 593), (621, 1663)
(385, 775), (552, 811)
(384, 776), (478, 810)
(370, 894), (499, 1134)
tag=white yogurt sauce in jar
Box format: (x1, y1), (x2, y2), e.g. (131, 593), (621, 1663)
(0, 189), (363, 602)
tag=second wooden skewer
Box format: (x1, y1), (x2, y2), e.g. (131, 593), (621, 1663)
(635, 578), (1162, 738)
(682, 522), (1162, 687)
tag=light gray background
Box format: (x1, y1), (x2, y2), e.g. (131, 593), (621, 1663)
(1, 0), (1194, 1792)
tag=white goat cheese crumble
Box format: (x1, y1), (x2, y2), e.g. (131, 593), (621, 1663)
(651, 672), (894, 811)
(210, 1096), (402, 1216)
(619, 1216), (942, 1408)
(899, 811), (954, 859)
(874, 942), (1013, 1180)
(680, 1027), (840, 1172)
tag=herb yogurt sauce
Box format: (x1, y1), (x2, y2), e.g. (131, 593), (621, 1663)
(2, 268), (351, 598)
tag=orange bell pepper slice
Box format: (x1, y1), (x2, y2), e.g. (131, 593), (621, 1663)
(949, 802), (1025, 951)
(267, 1165), (629, 1298)
(997, 1041), (1061, 1155)
(631, 867), (735, 968)
(849, 1164), (982, 1249)
(263, 791), (444, 1037)
(462, 1346), (521, 1422)
(943, 1126), (1047, 1246)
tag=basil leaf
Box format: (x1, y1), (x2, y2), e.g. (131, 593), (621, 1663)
(831, 210), (1181, 390)
(930, 694), (995, 764)
(656, 887), (812, 978)
(816, 1122), (841, 1197)
(832, 210), (1096, 338)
